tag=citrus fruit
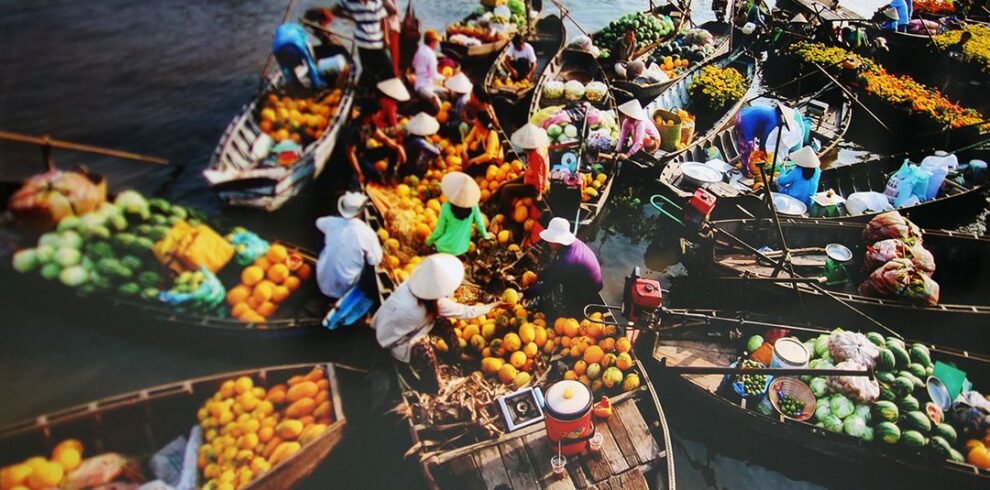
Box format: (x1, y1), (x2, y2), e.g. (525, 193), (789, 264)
(241, 266), (264, 286)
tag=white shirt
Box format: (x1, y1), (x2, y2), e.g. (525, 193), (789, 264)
(372, 282), (495, 362)
(315, 216), (383, 298)
(412, 43), (439, 91)
(508, 42), (537, 63)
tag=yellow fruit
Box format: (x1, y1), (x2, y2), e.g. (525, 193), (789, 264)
(502, 288), (520, 307)
(470, 334), (486, 352)
(513, 371), (532, 389)
(286, 398), (317, 418)
(503, 333), (521, 352)
(497, 230), (511, 244)
(615, 352), (634, 370)
(52, 447), (82, 473)
(562, 318), (580, 338)
(2, 464), (32, 490)
(521, 270), (538, 288)
(573, 360), (588, 376)
(234, 376), (254, 395)
(616, 337), (632, 353)
(481, 357), (504, 374)
(266, 244), (289, 263)
(276, 419), (304, 440)
(268, 441), (301, 465)
(623, 373), (641, 392)
(584, 345), (605, 365)
(522, 342), (538, 359)
(241, 266), (264, 286)
(509, 351), (527, 369)
(267, 263), (290, 284)
(481, 322), (496, 339)
(287, 381), (319, 402)
(512, 205), (528, 223)
(462, 324), (480, 340)
(300, 423), (328, 445)
(563, 370), (578, 381)
(534, 326), (548, 347)
(26, 462), (63, 490)
(498, 364), (518, 384)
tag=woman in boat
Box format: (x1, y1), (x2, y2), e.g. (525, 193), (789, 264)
(615, 99), (661, 158)
(775, 146), (821, 207)
(611, 26), (638, 79)
(401, 113), (441, 178)
(503, 34), (538, 82)
(370, 77), (410, 133)
(425, 172), (491, 256)
(443, 72), (474, 139)
(373, 254), (501, 364)
(526, 217), (603, 313)
(345, 94), (408, 185)
(316, 191), (383, 300)
(411, 29), (444, 113)
(498, 124), (551, 212)
(734, 102), (803, 179)
(461, 110), (504, 172)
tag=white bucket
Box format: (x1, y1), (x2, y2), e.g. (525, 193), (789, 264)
(771, 337), (810, 369)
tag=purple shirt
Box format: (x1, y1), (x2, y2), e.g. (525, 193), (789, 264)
(531, 239), (603, 295)
(617, 118), (661, 156)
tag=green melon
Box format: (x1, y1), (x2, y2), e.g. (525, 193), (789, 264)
(876, 371), (896, 384)
(898, 395), (921, 413)
(889, 343), (911, 369)
(901, 430), (927, 447)
(876, 421), (901, 444)
(929, 436), (952, 458)
(907, 363), (927, 380)
(877, 349), (896, 371)
(893, 377), (914, 397)
(873, 401), (899, 423)
(910, 344), (932, 368)
(866, 332), (886, 348)
(934, 423), (957, 445)
(903, 411), (932, 433)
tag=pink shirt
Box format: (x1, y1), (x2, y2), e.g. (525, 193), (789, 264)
(617, 118), (660, 156)
(412, 43), (439, 92)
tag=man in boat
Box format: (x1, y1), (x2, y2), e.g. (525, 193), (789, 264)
(503, 34), (538, 82)
(344, 80), (410, 185)
(497, 123), (551, 212)
(774, 146), (821, 207)
(611, 26), (638, 79)
(947, 30), (973, 62)
(401, 113), (441, 178)
(334, 0), (393, 87)
(316, 191), (383, 304)
(526, 217), (603, 313)
(272, 23), (326, 90)
(411, 29), (444, 113)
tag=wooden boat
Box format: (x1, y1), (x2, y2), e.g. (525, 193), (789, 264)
(485, 15), (566, 102)
(442, 9), (539, 64)
(612, 21), (730, 105)
(696, 217), (990, 347)
(657, 84), (853, 200)
(630, 50), (758, 170)
(0, 363), (346, 490)
(402, 359), (675, 490)
(204, 41), (359, 212)
(646, 315), (990, 489)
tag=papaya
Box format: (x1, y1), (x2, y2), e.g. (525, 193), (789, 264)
(298, 415), (315, 426)
(266, 384), (287, 404)
(313, 401), (332, 419)
(299, 424), (328, 445)
(286, 375), (305, 386)
(285, 398), (317, 418)
(261, 436), (283, 458)
(316, 378), (329, 391)
(305, 367), (324, 383)
(286, 381), (318, 403)
(267, 441), (301, 466)
(276, 419), (304, 440)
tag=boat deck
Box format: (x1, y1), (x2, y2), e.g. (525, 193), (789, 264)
(653, 339), (736, 392)
(423, 388), (666, 490)
(791, 0), (863, 22)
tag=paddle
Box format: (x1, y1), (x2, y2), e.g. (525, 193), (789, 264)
(0, 130), (168, 171)
(809, 62), (892, 133)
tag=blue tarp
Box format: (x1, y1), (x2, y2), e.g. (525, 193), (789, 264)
(273, 23), (324, 89)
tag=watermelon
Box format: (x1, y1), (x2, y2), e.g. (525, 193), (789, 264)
(910, 344), (932, 368)
(893, 377), (914, 397)
(877, 349), (896, 371)
(907, 363), (927, 379)
(929, 435), (952, 458)
(873, 401), (899, 422)
(948, 448), (966, 463)
(866, 332), (886, 348)
(903, 411), (932, 433)
(886, 337), (906, 350)
(879, 383), (897, 402)
(898, 395), (920, 413)
(876, 371), (896, 384)
(934, 423), (957, 445)
(898, 371), (924, 390)
(901, 430), (927, 447)
(888, 343), (910, 369)
(876, 421), (901, 444)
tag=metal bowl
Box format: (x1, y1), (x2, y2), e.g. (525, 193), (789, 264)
(825, 243), (853, 262)
(771, 193), (808, 216)
(681, 162), (723, 188)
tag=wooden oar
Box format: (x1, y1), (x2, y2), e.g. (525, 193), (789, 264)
(809, 62), (892, 133)
(0, 130), (168, 170)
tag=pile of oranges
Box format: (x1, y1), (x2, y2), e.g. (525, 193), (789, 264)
(257, 90), (343, 147)
(476, 159), (525, 203)
(197, 366), (334, 490)
(227, 244), (311, 323)
(554, 313), (641, 394)
(581, 171), (609, 203)
(0, 440), (84, 490)
(492, 76), (532, 92)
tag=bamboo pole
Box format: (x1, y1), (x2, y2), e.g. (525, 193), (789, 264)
(0, 130), (168, 170)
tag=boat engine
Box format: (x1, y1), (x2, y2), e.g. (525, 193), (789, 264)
(622, 267), (664, 326)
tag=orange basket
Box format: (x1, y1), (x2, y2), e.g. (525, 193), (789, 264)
(768, 377), (816, 421)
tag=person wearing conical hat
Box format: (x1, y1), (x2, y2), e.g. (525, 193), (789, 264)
(401, 112), (441, 178)
(370, 77), (410, 131)
(734, 101), (807, 178)
(498, 123), (551, 213)
(425, 172), (491, 256)
(345, 94), (407, 185)
(526, 217), (603, 313)
(373, 254), (501, 363)
(315, 191), (383, 300)
(774, 146), (821, 207)
(615, 99), (661, 158)
(444, 72), (474, 137)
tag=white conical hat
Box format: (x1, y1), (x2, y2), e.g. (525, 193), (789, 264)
(776, 101), (798, 132)
(408, 254), (464, 300)
(444, 72), (473, 94)
(618, 99), (646, 121)
(511, 123), (550, 150)
(790, 13), (808, 24)
(790, 146), (821, 168)
(440, 172), (482, 207)
(539, 217), (577, 246)
(337, 191), (367, 219)
(406, 112), (440, 136)
(376, 77), (411, 101)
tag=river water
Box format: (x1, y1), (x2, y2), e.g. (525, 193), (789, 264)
(0, 0), (906, 489)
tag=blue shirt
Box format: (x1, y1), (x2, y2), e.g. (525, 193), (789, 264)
(776, 166), (821, 207)
(738, 105), (807, 153)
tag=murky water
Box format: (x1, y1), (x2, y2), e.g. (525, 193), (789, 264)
(0, 0), (956, 489)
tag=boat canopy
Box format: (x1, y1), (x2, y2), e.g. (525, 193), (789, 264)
(273, 23), (324, 89)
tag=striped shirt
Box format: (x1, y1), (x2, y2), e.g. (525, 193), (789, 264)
(340, 0), (386, 49)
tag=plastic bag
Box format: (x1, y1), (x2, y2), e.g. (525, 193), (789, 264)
(826, 361), (880, 403)
(858, 258), (940, 305)
(949, 391), (990, 438)
(828, 332), (879, 369)
(863, 238), (936, 276)
(846, 191), (892, 215)
(883, 161), (920, 207)
(863, 211), (923, 245)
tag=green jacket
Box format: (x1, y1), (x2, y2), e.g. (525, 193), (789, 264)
(426, 202), (489, 256)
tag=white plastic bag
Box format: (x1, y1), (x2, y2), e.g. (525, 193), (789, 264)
(827, 360), (880, 403)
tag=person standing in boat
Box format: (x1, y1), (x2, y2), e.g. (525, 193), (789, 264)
(425, 172), (491, 256)
(462, 110), (504, 172)
(373, 254), (501, 368)
(498, 123), (551, 212)
(334, 0), (393, 86)
(411, 29), (444, 114)
(444, 72), (474, 139)
(400, 113), (441, 178)
(315, 191), (383, 302)
(503, 34), (538, 82)
(615, 99), (661, 159)
(526, 217), (603, 313)
(611, 26), (638, 79)
(382, 0), (401, 75)
(774, 146), (821, 207)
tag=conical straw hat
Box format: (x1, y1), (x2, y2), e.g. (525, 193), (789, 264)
(440, 172), (482, 207)
(408, 254), (464, 300)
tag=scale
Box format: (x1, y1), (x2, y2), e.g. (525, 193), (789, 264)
(823, 243), (853, 286)
(497, 387), (546, 432)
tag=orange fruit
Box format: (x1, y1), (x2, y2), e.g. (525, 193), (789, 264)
(227, 285), (251, 305)
(296, 264), (312, 280)
(585, 321), (604, 339)
(272, 285), (290, 303)
(284, 276), (302, 291)
(241, 266), (264, 286)
(254, 257), (272, 270)
(518, 323), (536, 344)
(252, 282), (274, 303)
(584, 345), (605, 365)
(267, 263), (290, 284)
(231, 302), (251, 319)
(522, 342), (538, 358)
(599, 337), (616, 352)
(573, 360), (587, 376)
(509, 351), (527, 369)
(615, 352), (634, 370)
(562, 318), (580, 338)
(502, 333), (521, 352)
(257, 301), (277, 318)
(266, 244), (289, 263)
(616, 337), (632, 353)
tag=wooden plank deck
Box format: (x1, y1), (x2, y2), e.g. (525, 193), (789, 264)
(433, 394), (663, 489)
(653, 340), (737, 392)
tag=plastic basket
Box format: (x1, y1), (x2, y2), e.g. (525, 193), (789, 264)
(653, 109), (682, 152)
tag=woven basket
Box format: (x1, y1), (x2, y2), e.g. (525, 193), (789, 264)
(768, 377), (816, 421)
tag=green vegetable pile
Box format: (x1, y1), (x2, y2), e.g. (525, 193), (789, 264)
(592, 12), (676, 60)
(736, 359), (768, 397)
(777, 394), (806, 418)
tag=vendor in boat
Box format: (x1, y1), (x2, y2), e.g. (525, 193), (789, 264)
(498, 123), (551, 212)
(443, 72), (474, 138)
(371, 77), (410, 133)
(947, 30), (973, 62)
(879, 1), (910, 32)
(411, 29), (444, 113)
(345, 90), (409, 185)
(400, 113), (441, 178)
(774, 146), (821, 207)
(615, 99), (661, 159)
(569, 35), (601, 58)
(733, 102), (804, 178)
(373, 254), (501, 363)
(503, 34), (538, 82)
(315, 191), (383, 300)
(462, 110), (504, 172)
(611, 26), (638, 79)
(526, 217), (603, 312)
(334, 0), (394, 86)
(426, 172), (491, 256)
(273, 23), (327, 90)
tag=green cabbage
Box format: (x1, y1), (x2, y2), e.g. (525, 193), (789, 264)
(843, 414), (867, 437)
(823, 414), (843, 433)
(830, 394), (855, 419)
(810, 377), (828, 397)
(814, 334), (831, 358)
(854, 404), (872, 423)
(814, 403), (831, 422)
(12, 249), (38, 273)
(59, 265), (89, 287)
